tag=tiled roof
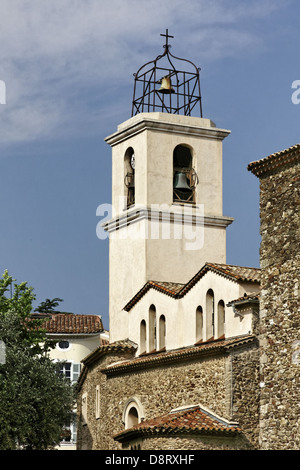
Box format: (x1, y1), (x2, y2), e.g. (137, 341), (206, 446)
(81, 339), (137, 367)
(103, 335), (257, 376)
(77, 339), (137, 389)
(114, 404), (241, 442)
(248, 143), (300, 177)
(39, 313), (104, 334)
(148, 280), (185, 295)
(124, 262), (260, 311)
(227, 292), (260, 306)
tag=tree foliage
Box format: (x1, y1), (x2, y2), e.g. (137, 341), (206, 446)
(0, 271), (75, 450)
(35, 297), (64, 314)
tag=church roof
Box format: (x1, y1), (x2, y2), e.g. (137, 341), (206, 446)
(37, 313), (104, 335)
(124, 262), (260, 311)
(227, 292), (260, 307)
(248, 143), (300, 177)
(114, 404), (241, 443)
(81, 339), (137, 367)
(103, 335), (257, 376)
(77, 339), (137, 389)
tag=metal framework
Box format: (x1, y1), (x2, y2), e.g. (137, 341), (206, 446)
(132, 30), (203, 117)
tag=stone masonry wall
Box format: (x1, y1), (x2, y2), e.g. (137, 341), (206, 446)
(77, 343), (259, 450)
(103, 357), (227, 450)
(122, 434), (250, 451)
(258, 160), (300, 449)
(230, 344), (260, 448)
(76, 348), (135, 450)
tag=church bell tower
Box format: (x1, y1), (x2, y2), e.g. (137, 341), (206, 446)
(103, 31), (233, 342)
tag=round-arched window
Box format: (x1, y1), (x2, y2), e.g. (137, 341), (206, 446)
(124, 147), (135, 207)
(123, 397), (145, 430)
(173, 144), (197, 203)
(127, 406), (139, 428)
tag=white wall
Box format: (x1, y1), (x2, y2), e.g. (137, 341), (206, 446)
(127, 271), (257, 354)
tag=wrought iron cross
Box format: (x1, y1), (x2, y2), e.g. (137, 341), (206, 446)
(160, 29), (174, 48)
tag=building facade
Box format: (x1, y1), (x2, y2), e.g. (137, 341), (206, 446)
(76, 35), (299, 451)
(76, 37), (264, 451)
(38, 312), (108, 449)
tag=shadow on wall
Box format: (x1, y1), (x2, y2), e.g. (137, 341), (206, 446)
(77, 421), (93, 450)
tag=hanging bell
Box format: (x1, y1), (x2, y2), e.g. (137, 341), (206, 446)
(173, 172), (191, 191)
(158, 76), (175, 94)
(125, 172), (135, 188)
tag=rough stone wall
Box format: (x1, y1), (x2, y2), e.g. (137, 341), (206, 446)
(230, 344), (260, 448)
(80, 355), (227, 450)
(122, 434), (250, 451)
(77, 344), (259, 450)
(258, 160), (300, 449)
(76, 349), (135, 450)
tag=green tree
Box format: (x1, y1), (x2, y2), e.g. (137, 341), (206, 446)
(35, 297), (64, 314)
(35, 297), (73, 315)
(0, 271), (75, 450)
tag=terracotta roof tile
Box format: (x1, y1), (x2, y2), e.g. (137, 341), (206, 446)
(81, 339), (137, 367)
(124, 263), (260, 311)
(40, 313), (104, 334)
(204, 263), (260, 283)
(248, 143), (300, 177)
(227, 292), (260, 306)
(114, 404), (241, 442)
(103, 335), (256, 375)
(148, 280), (185, 295)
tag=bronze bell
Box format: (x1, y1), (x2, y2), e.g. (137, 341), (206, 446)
(158, 76), (175, 94)
(173, 172), (191, 191)
(125, 172), (135, 188)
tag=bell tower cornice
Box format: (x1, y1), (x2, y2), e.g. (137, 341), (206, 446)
(105, 113), (230, 147)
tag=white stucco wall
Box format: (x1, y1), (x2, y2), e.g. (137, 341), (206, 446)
(105, 113), (233, 343)
(48, 334), (102, 364)
(126, 270), (258, 354)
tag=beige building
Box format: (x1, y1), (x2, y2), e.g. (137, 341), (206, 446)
(38, 312), (108, 449)
(103, 112), (234, 344)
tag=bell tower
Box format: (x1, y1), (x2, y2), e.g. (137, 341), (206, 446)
(103, 31), (233, 342)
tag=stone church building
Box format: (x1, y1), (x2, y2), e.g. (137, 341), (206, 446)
(76, 34), (299, 451)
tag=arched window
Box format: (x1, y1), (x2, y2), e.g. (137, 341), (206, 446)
(206, 289), (214, 340)
(149, 305), (156, 352)
(95, 385), (100, 419)
(158, 315), (166, 350)
(173, 144), (197, 203)
(81, 393), (88, 425)
(140, 320), (146, 354)
(196, 306), (203, 343)
(124, 147), (135, 207)
(127, 406), (139, 428)
(217, 300), (225, 338)
(123, 397), (145, 430)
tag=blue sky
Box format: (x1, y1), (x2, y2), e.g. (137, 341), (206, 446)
(0, 0), (299, 329)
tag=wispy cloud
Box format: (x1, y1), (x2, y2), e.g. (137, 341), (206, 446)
(0, 0), (290, 146)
